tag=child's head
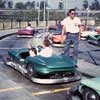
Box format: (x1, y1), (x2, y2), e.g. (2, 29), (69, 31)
(28, 23), (31, 26)
(43, 39), (50, 47)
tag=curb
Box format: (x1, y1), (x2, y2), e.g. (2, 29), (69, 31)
(0, 33), (16, 40)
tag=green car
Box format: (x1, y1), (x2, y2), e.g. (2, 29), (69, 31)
(87, 34), (100, 46)
(66, 77), (100, 100)
(3, 48), (81, 84)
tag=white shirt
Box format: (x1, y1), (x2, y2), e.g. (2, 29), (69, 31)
(38, 47), (53, 57)
(26, 26), (33, 30)
(61, 16), (81, 33)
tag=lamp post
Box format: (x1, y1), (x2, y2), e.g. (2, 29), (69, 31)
(64, 0), (67, 17)
(43, 0), (46, 22)
(46, 6), (51, 26)
(38, 0), (40, 26)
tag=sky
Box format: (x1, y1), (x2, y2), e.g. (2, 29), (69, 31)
(12, 0), (100, 9)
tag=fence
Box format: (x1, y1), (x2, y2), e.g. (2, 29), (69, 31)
(0, 19), (99, 30)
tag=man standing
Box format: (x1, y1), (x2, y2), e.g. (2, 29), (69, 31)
(61, 9), (81, 64)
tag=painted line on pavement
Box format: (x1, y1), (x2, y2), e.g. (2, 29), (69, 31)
(32, 87), (70, 96)
(0, 86), (23, 93)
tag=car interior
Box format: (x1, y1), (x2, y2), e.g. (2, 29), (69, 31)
(20, 52), (30, 59)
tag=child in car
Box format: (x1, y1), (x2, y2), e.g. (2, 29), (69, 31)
(26, 23), (33, 30)
(38, 39), (53, 57)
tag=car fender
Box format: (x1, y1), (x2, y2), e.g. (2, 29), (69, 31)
(80, 78), (100, 96)
(81, 85), (100, 97)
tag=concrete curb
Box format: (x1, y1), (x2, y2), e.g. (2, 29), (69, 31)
(0, 33), (16, 40)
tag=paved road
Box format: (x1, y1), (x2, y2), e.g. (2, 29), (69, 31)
(0, 30), (100, 100)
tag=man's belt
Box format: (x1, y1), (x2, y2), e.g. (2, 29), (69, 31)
(67, 32), (79, 34)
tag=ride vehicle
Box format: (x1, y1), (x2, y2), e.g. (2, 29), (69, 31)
(87, 34), (100, 46)
(17, 29), (36, 37)
(48, 25), (59, 32)
(48, 25), (66, 47)
(66, 77), (100, 100)
(3, 47), (81, 84)
(80, 25), (98, 40)
(95, 26), (100, 34)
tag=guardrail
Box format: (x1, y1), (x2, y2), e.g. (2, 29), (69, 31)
(0, 20), (58, 30)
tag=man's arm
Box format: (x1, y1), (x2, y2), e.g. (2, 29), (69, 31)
(78, 24), (82, 41)
(61, 25), (65, 44)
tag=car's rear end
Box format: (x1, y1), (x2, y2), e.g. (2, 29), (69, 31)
(17, 29), (34, 37)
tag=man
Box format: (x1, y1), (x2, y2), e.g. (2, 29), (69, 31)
(61, 9), (81, 64)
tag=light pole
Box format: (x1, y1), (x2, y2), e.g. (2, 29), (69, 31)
(64, 0), (67, 17)
(38, 0), (40, 26)
(43, 0), (46, 22)
(46, 6), (51, 26)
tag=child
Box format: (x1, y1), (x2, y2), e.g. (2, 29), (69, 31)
(38, 39), (53, 57)
(26, 23), (33, 30)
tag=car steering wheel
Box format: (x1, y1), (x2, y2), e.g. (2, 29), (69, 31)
(37, 45), (43, 52)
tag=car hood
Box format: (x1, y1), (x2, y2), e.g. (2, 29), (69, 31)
(81, 77), (100, 91)
(45, 55), (75, 68)
(27, 55), (76, 69)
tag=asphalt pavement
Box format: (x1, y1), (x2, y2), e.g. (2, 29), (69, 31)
(0, 29), (100, 78)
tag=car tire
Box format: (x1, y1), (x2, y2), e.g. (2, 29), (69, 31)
(82, 88), (99, 100)
(27, 63), (38, 78)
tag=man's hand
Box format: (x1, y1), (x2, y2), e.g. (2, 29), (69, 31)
(61, 26), (65, 44)
(78, 33), (81, 41)
(61, 35), (65, 44)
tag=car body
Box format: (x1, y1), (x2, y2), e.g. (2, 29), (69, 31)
(81, 31), (98, 40)
(17, 29), (36, 37)
(48, 25), (66, 47)
(66, 77), (100, 100)
(87, 34), (100, 46)
(95, 26), (100, 34)
(48, 25), (58, 32)
(3, 48), (81, 84)
(51, 33), (66, 47)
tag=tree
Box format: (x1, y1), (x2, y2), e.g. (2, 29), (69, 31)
(58, 0), (64, 10)
(0, 0), (6, 8)
(82, 0), (88, 9)
(25, 1), (32, 9)
(8, 1), (13, 8)
(15, 2), (26, 9)
(40, 1), (48, 9)
(31, 1), (35, 9)
(89, 0), (100, 10)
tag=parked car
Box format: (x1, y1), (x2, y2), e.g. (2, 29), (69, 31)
(3, 47), (81, 84)
(66, 77), (100, 100)
(17, 29), (36, 37)
(87, 34), (100, 46)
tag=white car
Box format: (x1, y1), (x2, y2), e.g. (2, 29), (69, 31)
(81, 30), (98, 40)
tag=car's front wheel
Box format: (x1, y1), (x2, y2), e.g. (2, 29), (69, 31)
(82, 88), (99, 100)
(27, 63), (38, 79)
